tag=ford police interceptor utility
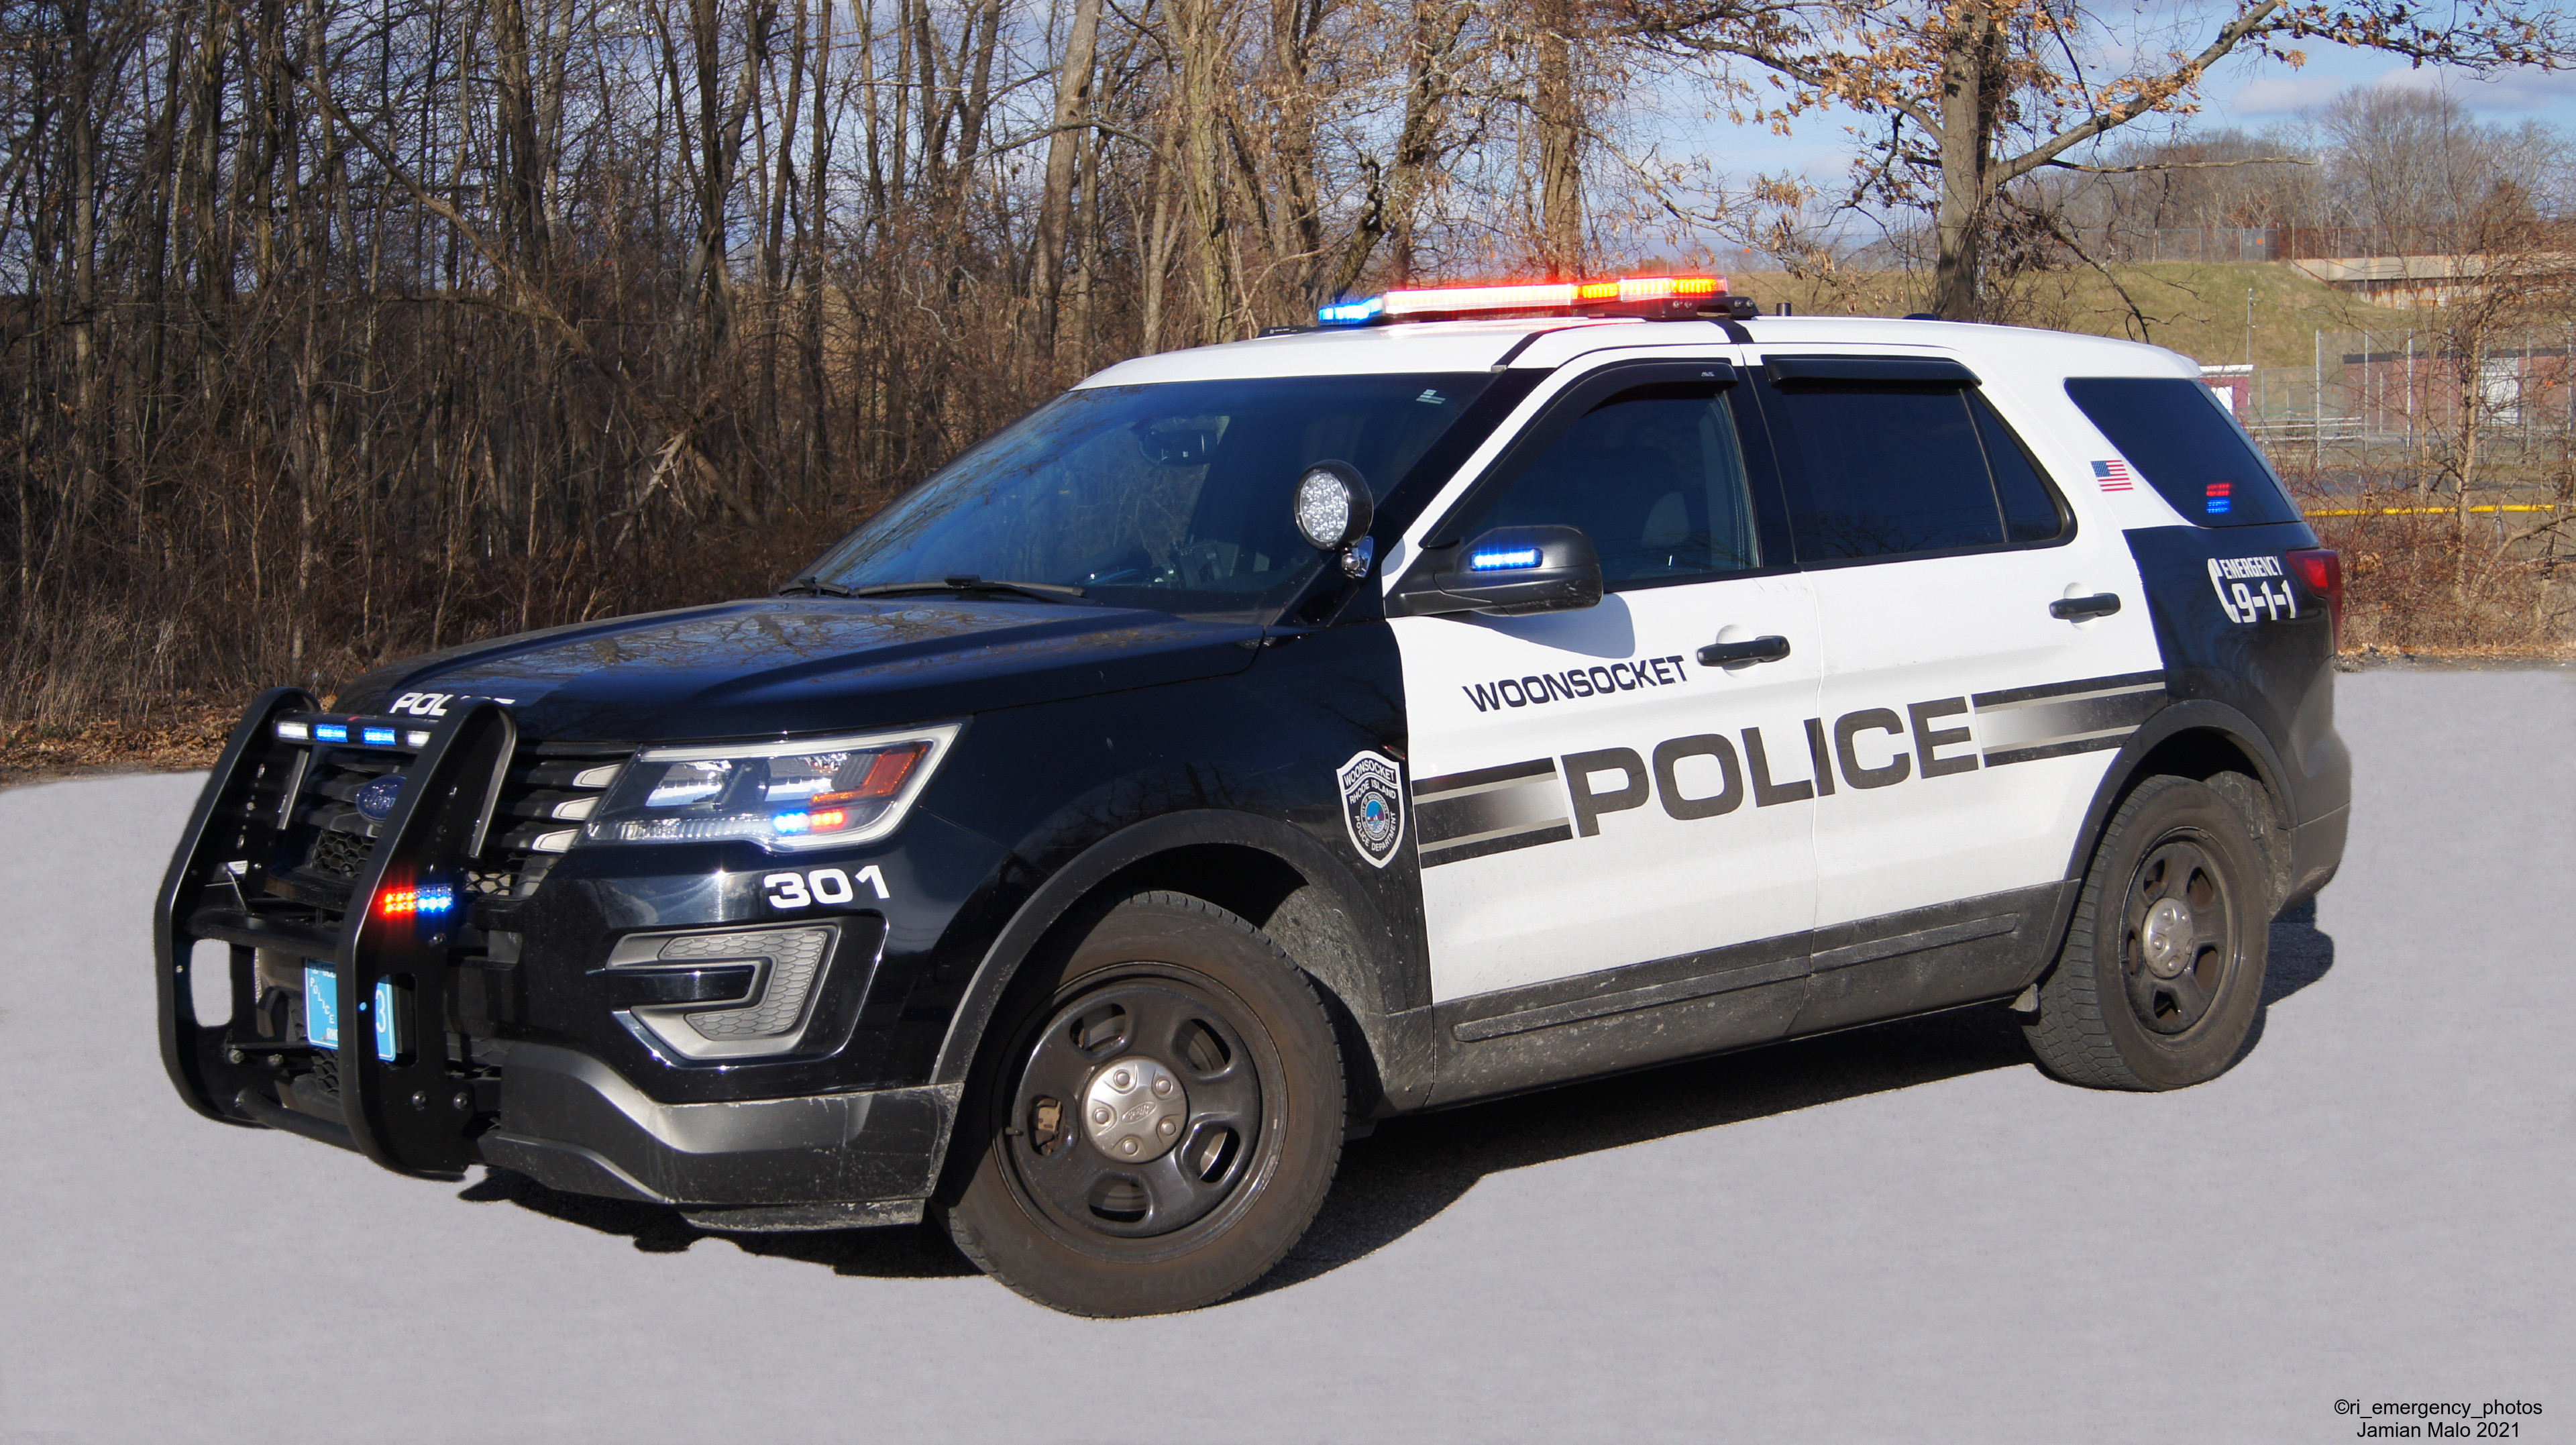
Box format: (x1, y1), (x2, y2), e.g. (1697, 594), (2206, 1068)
(158, 275), (2349, 1316)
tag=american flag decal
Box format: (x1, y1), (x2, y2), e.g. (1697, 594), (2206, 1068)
(2092, 460), (2136, 492)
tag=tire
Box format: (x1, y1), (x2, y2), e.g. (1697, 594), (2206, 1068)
(2024, 774), (2272, 1091)
(937, 891), (1344, 1317)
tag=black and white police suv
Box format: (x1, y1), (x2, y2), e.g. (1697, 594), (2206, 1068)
(160, 274), (2349, 1316)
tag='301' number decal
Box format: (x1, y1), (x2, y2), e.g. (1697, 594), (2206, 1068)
(764, 866), (890, 909)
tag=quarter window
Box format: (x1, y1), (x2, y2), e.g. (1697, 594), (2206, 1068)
(1456, 382), (1761, 586)
(2063, 376), (2301, 527)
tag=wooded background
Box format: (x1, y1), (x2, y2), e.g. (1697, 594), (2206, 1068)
(2, 0), (2569, 736)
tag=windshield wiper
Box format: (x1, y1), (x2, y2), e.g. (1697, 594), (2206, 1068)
(850, 576), (1093, 604)
(775, 575), (855, 598)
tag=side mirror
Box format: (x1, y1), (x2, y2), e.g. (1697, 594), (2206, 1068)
(1389, 525), (1604, 617)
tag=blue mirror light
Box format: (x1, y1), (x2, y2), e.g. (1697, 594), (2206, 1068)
(1468, 547), (1542, 572)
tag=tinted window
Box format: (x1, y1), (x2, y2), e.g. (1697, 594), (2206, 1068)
(1770, 386), (2006, 560)
(806, 373), (1497, 621)
(1976, 398), (2069, 543)
(2063, 376), (2301, 527)
(1460, 383), (1760, 584)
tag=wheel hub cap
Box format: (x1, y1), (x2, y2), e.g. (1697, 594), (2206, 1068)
(2141, 896), (2194, 978)
(1081, 1055), (1187, 1163)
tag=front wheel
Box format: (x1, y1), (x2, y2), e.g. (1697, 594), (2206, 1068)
(938, 892), (1344, 1316)
(2025, 774), (2271, 1090)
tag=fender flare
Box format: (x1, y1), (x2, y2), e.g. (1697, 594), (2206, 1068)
(928, 808), (1405, 1093)
(2060, 697), (2295, 892)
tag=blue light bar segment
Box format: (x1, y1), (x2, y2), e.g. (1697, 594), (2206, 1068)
(1316, 295), (1385, 326)
(313, 723), (350, 743)
(1468, 548), (1543, 572)
(362, 726), (397, 747)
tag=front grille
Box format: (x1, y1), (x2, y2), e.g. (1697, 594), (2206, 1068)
(284, 739), (625, 906)
(309, 829), (369, 879)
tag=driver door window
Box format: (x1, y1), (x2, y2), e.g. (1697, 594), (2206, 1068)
(1458, 383), (1760, 586)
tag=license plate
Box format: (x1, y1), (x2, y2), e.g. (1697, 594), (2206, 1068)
(303, 964), (400, 1061)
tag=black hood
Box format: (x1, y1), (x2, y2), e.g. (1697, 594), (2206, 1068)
(335, 598), (1265, 743)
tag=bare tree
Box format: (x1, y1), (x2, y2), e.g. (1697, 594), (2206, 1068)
(1619, 0), (2573, 317)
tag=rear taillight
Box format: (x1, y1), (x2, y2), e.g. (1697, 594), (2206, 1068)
(2286, 547), (2342, 648)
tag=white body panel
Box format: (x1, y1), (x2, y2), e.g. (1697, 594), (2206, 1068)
(1394, 575), (1821, 1002)
(1804, 545), (2160, 926)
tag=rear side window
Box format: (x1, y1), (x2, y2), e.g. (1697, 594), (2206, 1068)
(1978, 401), (2068, 543)
(2063, 377), (2301, 527)
(1762, 382), (2068, 562)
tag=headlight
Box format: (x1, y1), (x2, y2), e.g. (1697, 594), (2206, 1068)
(580, 722), (962, 851)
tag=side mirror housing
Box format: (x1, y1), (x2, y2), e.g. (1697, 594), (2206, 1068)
(1388, 525), (1604, 617)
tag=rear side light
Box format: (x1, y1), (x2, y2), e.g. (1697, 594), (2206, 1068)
(2286, 548), (2342, 647)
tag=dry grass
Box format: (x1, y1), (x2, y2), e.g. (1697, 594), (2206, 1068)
(0, 704), (239, 791)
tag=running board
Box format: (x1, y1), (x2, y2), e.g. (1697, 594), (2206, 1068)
(1451, 914), (2020, 1042)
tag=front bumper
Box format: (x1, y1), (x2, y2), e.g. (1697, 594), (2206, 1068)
(480, 1042), (956, 1216)
(158, 692), (988, 1216)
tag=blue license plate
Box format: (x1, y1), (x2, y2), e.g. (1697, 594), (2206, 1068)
(303, 964), (400, 1061)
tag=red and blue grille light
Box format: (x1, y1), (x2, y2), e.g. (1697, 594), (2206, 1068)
(1318, 275), (1730, 327)
(376, 884), (455, 918)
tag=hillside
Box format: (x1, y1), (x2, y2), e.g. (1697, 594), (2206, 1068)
(1731, 260), (2423, 368)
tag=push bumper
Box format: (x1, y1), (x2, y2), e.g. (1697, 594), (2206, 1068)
(158, 689), (518, 1179)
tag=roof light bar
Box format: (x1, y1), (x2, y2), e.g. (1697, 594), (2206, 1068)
(1316, 275), (1734, 327)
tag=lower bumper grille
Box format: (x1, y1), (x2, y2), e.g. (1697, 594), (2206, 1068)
(605, 925), (841, 1061)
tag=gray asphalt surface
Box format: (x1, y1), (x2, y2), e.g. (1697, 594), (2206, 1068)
(3, 670), (2569, 1444)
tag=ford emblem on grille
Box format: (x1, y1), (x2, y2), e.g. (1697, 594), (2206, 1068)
(354, 775), (405, 822)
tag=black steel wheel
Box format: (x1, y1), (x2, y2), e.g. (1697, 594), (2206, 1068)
(938, 892), (1344, 1316)
(2025, 773), (2271, 1090)
(2121, 839), (2235, 1036)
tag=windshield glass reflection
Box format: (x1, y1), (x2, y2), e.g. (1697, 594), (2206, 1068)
(804, 373), (1497, 621)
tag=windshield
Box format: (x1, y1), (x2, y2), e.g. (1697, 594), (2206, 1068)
(804, 372), (1499, 621)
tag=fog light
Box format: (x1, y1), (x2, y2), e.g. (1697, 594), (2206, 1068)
(604, 925), (839, 1061)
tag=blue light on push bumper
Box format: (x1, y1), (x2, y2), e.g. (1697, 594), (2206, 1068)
(1468, 547), (1543, 572)
(313, 722), (349, 743)
(361, 725), (397, 746)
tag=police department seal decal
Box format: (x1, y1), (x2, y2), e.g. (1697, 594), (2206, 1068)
(1336, 750), (1405, 869)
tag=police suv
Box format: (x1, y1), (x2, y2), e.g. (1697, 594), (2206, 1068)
(160, 276), (2349, 1316)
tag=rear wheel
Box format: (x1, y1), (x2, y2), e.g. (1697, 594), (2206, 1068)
(939, 892), (1344, 1316)
(2025, 775), (2271, 1090)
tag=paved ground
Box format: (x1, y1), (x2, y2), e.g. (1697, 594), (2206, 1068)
(2, 670), (2569, 1444)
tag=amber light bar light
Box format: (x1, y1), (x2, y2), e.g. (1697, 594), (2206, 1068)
(1316, 275), (1730, 326)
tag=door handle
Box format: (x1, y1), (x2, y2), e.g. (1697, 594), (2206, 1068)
(1697, 634), (1792, 666)
(2049, 592), (2121, 621)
